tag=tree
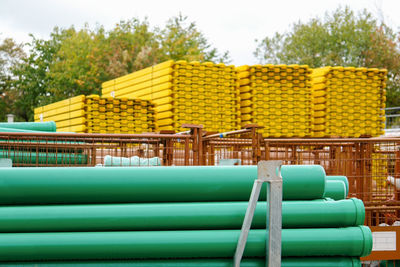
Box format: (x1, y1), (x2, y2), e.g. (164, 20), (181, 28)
(8, 15), (230, 120)
(47, 26), (107, 100)
(11, 29), (70, 121)
(254, 6), (400, 106)
(364, 26), (400, 107)
(0, 38), (25, 121)
(105, 18), (161, 76)
(159, 14), (230, 63)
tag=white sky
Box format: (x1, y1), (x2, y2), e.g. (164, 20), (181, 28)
(0, 0), (399, 65)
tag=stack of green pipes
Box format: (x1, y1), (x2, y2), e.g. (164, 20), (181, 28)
(0, 122), (87, 165)
(0, 165), (369, 266)
(0, 121), (57, 132)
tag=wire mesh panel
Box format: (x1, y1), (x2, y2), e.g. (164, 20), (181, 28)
(1, 129), (399, 227)
(0, 132), (194, 167)
(204, 136), (400, 226)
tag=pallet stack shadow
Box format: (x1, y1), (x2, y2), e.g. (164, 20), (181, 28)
(311, 67), (387, 137)
(102, 60), (240, 132)
(0, 165), (370, 266)
(34, 95), (155, 134)
(237, 64), (312, 137)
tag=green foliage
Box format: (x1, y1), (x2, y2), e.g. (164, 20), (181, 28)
(254, 6), (400, 106)
(3, 14), (230, 121)
(159, 14), (229, 63)
(105, 18), (161, 77)
(0, 38), (25, 121)
(11, 30), (69, 121)
(47, 26), (107, 100)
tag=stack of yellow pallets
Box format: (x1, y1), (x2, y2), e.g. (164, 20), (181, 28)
(34, 95), (155, 134)
(371, 149), (388, 188)
(34, 95), (86, 133)
(311, 67), (387, 137)
(237, 64), (312, 137)
(102, 60), (240, 132)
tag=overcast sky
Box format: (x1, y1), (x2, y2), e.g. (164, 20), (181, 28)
(0, 0), (399, 65)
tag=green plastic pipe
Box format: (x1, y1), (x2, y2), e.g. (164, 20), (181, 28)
(0, 257), (361, 267)
(326, 176), (349, 195)
(0, 121), (56, 132)
(324, 180), (347, 200)
(379, 260), (400, 267)
(0, 150), (87, 165)
(0, 227), (372, 261)
(0, 199), (364, 232)
(104, 155), (162, 166)
(0, 127), (50, 133)
(0, 165), (326, 204)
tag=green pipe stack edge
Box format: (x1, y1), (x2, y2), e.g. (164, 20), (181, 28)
(0, 122), (88, 165)
(0, 165), (369, 266)
(0, 121), (57, 132)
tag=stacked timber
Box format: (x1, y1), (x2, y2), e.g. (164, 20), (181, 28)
(311, 67), (387, 137)
(34, 95), (86, 133)
(237, 64), (312, 137)
(85, 95), (155, 134)
(102, 60), (240, 132)
(34, 95), (155, 134)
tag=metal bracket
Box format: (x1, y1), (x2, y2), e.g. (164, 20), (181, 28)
(233, 160), (283, 267)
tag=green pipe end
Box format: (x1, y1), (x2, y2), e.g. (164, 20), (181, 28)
(358, 225), (373, 257)
(324, 180), (346, 200)
(326, 176), (349, 195)
(280, 165), (326, 199)
(350, 198), (365, 226)
(351, 257), (362, 267)
(47, 121), (57, 132)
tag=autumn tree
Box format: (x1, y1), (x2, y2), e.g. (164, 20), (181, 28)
(159, 14), (229, 63)
(105, 18), (161, 77)
(8, 14), (229, 121)
(47, 26), (108, 100)
(11, 29), (72, 121)
(254, 6), (400, 106)
(0, 37), (25, 121)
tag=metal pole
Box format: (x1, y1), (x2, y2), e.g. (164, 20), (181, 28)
(233, 160), (282, 267)
(262, 161), (283, 267)
(233, 179), (263, 266)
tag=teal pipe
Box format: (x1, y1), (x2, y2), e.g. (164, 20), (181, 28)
(0, 198), (364, 232)
(0, 127), (49, 133)
(0, 122), (56, 132)
(326, 176), (349, 195)
(0, 165), (326, 204)
(0, 227), (372, 261)
(104, 155), (162, 166)
(324, 180), (347, 200)
(0, 257), (361, 267)
(380, 260), (400, 267)
(0, 150), (87, 165)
